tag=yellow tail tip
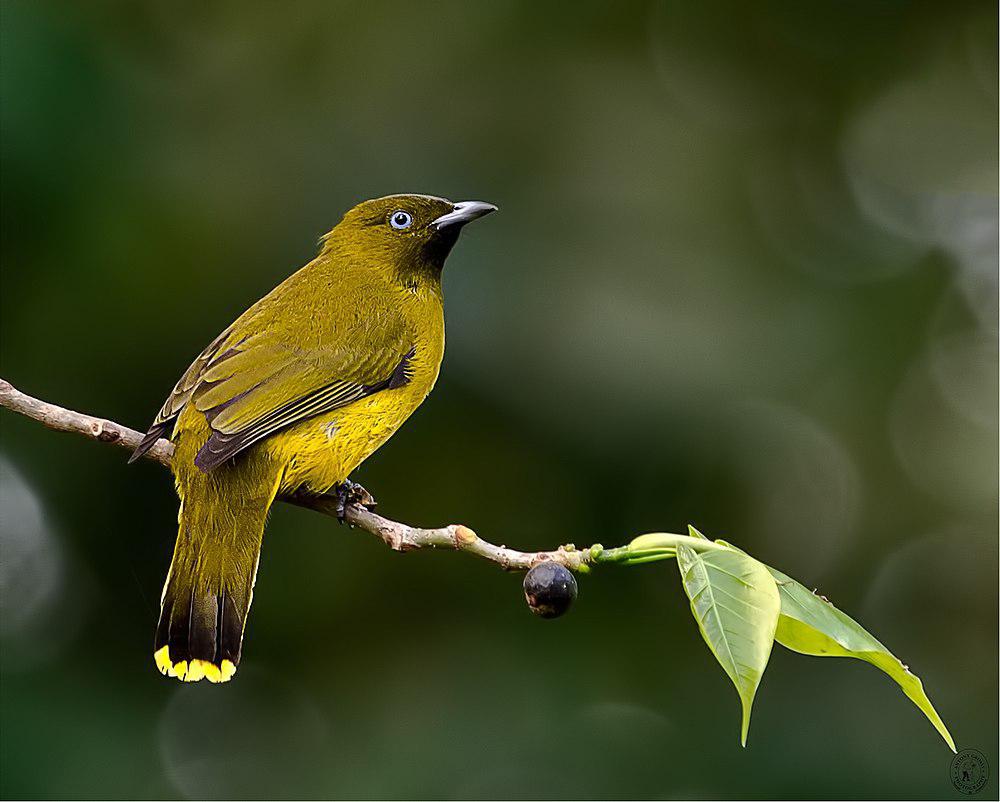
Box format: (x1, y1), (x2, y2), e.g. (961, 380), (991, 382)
(201, 661), (223, 683)
(154, 645), (172, 675)
(184, 661), (206, 682)
(153, 646), (236, 684)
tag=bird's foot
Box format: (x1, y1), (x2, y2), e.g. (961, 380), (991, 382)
(333, 479), (376, 523)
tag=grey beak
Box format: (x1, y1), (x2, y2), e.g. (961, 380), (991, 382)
(431, 200), (498, 230)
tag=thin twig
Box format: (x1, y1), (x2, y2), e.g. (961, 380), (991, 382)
(0, 378), (601, 571)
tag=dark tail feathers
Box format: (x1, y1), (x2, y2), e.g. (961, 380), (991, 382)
(154, 573), (250, 683)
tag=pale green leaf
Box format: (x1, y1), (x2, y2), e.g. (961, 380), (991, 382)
(768, 566), (955, 752)
(687, 524), (708, 539)
(676, 545), (781, 746)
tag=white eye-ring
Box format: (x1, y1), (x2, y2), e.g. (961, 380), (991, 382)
(389, 210), (413, 230)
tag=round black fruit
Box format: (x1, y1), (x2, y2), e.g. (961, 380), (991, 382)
(523, 561), (578, 619)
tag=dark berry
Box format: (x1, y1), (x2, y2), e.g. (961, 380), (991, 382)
(523, 561), (578, 619)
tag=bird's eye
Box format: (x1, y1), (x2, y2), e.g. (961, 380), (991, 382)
(389, 211), (413, 230)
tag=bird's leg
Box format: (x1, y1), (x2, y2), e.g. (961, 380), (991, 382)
(333, 479), (376, 522)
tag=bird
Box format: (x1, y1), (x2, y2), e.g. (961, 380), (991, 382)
(130, 194), (497, 683)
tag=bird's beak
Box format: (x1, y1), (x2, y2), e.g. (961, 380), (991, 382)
(431, 201), (498, 230)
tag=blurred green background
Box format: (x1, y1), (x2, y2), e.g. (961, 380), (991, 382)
(1, 1), (997, 799)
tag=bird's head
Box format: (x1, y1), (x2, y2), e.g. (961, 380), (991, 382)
(324, 194), (497, 285)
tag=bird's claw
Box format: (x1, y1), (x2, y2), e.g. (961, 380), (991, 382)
(333, 479), (376, 522)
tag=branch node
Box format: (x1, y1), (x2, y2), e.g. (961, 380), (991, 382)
(91, 421), (120, 443)
(454, 524), (478, 546)
(376, 522), (406, 552)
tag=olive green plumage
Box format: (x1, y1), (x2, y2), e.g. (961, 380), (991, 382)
(132, 194), (496, 682)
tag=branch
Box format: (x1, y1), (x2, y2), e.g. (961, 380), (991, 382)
(0, 381), (957, 749)
(0, 378), (605, 572)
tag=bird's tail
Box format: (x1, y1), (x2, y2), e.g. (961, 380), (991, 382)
(154, 462), (281, 683)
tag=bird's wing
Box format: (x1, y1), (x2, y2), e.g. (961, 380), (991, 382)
(131, 299), (414, 471)
(129, 325), (239, 460)
(188, 330), (414, 471)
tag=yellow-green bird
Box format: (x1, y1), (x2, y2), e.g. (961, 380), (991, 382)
(131, 194), (496, 683)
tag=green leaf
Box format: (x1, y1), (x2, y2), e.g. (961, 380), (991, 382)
(676, 544), (781, 746)
(768, 566), (956, 752)
(687, 524), (708, 539)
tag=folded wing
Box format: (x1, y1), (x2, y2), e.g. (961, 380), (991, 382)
(131, 301), (414, 471)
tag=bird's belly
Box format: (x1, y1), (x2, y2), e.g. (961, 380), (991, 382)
(270, 381), (431, 495)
